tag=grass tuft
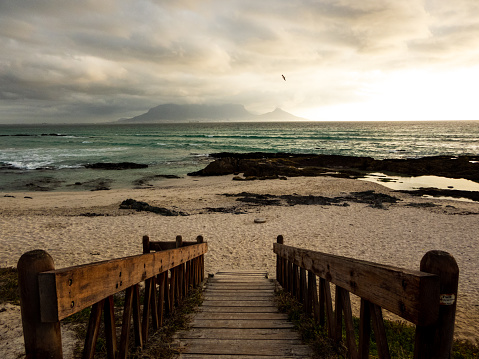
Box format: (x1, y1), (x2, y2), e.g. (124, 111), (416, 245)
(274, 286), (479, 359)
(0, 267), (20, 305)
(275, 288), (344, 358)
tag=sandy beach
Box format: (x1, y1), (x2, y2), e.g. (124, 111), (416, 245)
(1, 175), (478, 357)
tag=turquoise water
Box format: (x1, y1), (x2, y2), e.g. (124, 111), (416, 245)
(1, 121), (478, 191)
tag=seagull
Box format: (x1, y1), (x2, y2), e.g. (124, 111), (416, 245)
(282, 74), (286, 81)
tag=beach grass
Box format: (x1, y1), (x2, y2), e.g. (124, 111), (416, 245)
(274, 288), (479, 359)
(0, 267), (20, 305)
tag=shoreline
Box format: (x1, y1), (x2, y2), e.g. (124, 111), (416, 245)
(2, 152), (479, 195)
(1, 175), (478, 357)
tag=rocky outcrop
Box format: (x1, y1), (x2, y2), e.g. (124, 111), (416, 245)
(119, 199), (188, 216)
(188, 153), (479, 182)
(224, 190), (400, 209)
(399, 188), (479, 202)
(85, 162), (148, 170)
(188, 153), (364, 178)
(369, 156), (479, 181)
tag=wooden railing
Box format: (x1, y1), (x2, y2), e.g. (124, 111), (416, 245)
(17, 235), (207, 359)
(273, 235), (459, 359)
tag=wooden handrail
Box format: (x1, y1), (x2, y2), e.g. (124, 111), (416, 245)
(39, 242), (207, 321)
(18, 235), (207, 359)
(274, 235), (459, 359)
(273, 242), (439, 325)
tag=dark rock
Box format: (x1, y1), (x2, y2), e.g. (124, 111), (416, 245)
(0, 164), (20, 170)
(133, 174), (182, 187)
(226, 192), (282, 206)
(91, 185), (110, 191)
(35, 166), (56, 171)
(204, 207), (247, 214)
(188, 153), (479, 182)
(0, 133), (66, 137)
(399, 188), (479, 202)
(343, 191), (400, 209)
(67, 178), (112, 191)
(189, 154), (373, 178)
(189, 157), (239, 176)
(119, 198), (188, 216)
(280, 194), (342, 206)
(405, 202), (438, 208)
(348, 191), (400, 204)
(370, 156), (479, 181)
(85, 162), (148, 170)
(156, 174), (182, 179)
(225, 190), (398, 209)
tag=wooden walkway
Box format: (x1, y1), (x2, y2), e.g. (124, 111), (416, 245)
(175, 271), (313, 358)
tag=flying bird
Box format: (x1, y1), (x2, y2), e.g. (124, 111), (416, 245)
(282, 74), (286, 81)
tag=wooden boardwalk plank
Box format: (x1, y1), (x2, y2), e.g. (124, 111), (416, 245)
(193, 312), (289, 320)
(190, 319), (295, 329)
(200, 300), (276, 307)
(206, 285), (276, 290)
(203, 296), (274, 301)
(178, 328), (300, 340)
(199, 306), (280, 313)
(179, 339), (311, 356)
(204, 293), (273, 298)
(175, 271), (313, 358)
(214, 271), (269, 276)
(180, 356), (305, 359)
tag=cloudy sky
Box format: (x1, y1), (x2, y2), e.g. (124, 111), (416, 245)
(1, 0), (479, 124)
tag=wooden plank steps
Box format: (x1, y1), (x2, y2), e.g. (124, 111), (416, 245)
(175, 271), (313, 358)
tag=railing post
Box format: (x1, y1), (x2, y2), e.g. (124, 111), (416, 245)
(197, 235), (205, 282)
(18, 250), (63, 359)
(276, 235), (284, 286)
(142, 235), (150, 254)
(300, 267), (307, 306)
(175, 236), (183, 303)
(287, 260), (293, 293)
(414, 250), (459, 359)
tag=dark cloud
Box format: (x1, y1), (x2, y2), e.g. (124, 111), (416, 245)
(0, 0), (478, 123)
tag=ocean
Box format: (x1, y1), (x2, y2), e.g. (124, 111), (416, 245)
(1, 121), (478, 192)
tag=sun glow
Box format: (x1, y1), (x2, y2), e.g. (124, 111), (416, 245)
(300, 67), (479, 121)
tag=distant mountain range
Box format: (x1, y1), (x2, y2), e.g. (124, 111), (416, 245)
(118, 103), (308, 123)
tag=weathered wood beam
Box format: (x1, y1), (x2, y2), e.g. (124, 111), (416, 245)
(142, 278), (153, 342)
(359, 298), (372, 358)
(340, 287), (359, 359)
(104, 295), (117, 359)
(370, 302), (391, 359)
(157, 272), (166, 326)
(132, 284), (142, 348)
(38, 243), (207, 321)
(82, 300), (104, 359)
(118, 286), (133, 359)
(273, 243), (439, 325)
